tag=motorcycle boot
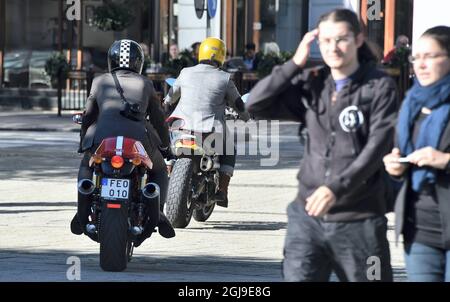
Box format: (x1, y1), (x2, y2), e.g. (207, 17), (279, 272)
(215, 172), (231, 208)
(70, 198), (91, 235)
(157, 213), (176, 238)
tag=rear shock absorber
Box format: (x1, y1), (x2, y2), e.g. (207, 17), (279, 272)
(86, 172), (100, 234)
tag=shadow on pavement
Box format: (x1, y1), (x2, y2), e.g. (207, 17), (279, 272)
(0, 249), (283, 282)
(191, 221), (287, 231)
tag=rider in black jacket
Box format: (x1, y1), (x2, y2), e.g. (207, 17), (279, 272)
(246, 9), (398, 281)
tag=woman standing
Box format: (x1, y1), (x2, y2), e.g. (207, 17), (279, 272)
(384, 26), (450, 281)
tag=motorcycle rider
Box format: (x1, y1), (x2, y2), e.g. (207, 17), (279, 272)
(70, 39), (175, 240)
(164, 37), (250, 207)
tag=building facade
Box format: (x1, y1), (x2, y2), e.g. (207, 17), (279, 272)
(1, 0), (449, 89)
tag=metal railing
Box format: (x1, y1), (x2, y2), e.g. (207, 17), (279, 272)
(57, 70), (94, 115)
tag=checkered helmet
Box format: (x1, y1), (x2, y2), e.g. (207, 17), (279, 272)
(107, 39), (144, 74)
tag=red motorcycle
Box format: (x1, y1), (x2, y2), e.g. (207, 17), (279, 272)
(73, 114), (166, 272)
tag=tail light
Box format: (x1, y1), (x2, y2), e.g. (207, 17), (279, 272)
(91, 154), (102, 164)
(107, 203), (121, 209)
(131, 157), (142, 166)
(181, 139), (196, 146)
(111, 155), (124, 169)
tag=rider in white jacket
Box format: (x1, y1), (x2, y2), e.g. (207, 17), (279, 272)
(164, 37), (249, 207)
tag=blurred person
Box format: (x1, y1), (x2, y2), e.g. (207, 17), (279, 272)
(383, 26), (450, 282)
(243, 42), (259, 71)
(191, 42), (201, 65)
(247, 9), (398, 281)
(169, 43), (179, 60)
(383, 35), (411, 65)
(263, 42), (280, 56)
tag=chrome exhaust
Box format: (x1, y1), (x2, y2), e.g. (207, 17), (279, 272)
(85, 223), (96, 234)
(200, 156), (213, 172)
(78, 179), (95, 195)
(131, 226), (144, 236)
(142, 182), (160, 199)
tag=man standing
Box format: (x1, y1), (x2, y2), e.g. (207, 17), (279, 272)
(246, 9), (398, 281)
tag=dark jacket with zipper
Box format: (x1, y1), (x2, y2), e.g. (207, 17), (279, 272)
(246, 60), (398, 221)
(394, 97), (450, 248)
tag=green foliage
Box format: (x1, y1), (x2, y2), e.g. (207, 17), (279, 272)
(44, 53), (70, 81)
(93, 1), (134, 32)
(162, 49), (195, 76)
(384, 46), (411, 68)
(256, 51), (293, 78)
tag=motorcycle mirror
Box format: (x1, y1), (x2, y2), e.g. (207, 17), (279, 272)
(241, 93), (250, 104)
(165, 78), (176, 87)
(72, 113), (83, 125)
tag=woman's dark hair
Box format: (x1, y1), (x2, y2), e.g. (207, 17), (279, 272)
(317, 9), (377, 64)
(421, 26), (450, 55)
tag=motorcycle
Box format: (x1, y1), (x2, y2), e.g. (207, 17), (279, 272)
(163, 78), (249, 228)
(73, 113), (164, 272)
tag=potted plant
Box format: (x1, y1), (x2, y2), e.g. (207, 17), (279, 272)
(45, 53), (70, 88)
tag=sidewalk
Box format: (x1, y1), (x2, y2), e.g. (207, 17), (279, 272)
(0, 110), (79, 132)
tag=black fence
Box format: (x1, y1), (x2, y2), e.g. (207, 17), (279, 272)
(57, 70), (94, 115)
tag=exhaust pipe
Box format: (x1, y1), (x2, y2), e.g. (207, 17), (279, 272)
(142, 183), (160, 229)
(143, 182), (160, 199)
(78, 179), (95, 195)
(131, 226), (144, 236)
(200, 156), (213, 172)
(86, 223), (96, 234)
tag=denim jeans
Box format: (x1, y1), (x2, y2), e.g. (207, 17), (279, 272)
(404, 241), (450, 282)
(283, 200), (393, 282)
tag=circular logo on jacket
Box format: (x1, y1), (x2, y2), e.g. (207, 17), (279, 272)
(338, 105), (364, 132)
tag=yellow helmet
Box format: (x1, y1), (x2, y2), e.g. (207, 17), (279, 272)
(198, 37), (226, 66)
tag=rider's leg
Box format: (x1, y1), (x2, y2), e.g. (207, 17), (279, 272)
(144, 149), (174, 239)
(215, 146), (235, 208)
(147, 149), (168, 211)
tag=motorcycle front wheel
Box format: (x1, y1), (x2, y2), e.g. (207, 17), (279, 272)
(193, 203), (215, 222)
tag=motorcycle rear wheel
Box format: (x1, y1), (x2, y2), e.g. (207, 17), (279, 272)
(99, 205), (129, 272)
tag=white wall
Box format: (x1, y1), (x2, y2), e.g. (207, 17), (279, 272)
(412, 0), (450, 53)
(177, 0), (221, 52)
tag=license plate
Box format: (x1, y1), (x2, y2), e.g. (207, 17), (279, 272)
(101, 178), (130, 200)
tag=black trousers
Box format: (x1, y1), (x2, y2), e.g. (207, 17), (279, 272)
(77, 148), (168, 223)
(282, 200), (393, 282)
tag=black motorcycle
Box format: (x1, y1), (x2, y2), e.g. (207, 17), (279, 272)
(73, 114), (166, 272)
